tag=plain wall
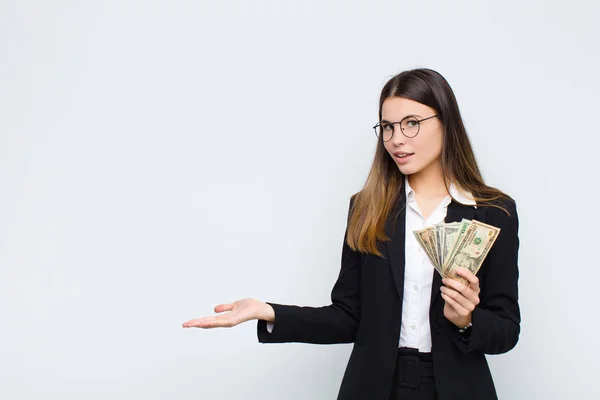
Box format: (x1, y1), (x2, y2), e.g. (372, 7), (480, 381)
(1, 0), (599, 398)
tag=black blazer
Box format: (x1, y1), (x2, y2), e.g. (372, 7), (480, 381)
(257, 189), (520, 400)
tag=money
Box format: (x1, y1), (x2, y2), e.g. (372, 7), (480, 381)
(441, 219), (472, 272)
(413, 219), (501, 282)
(413, 228), (442, 275)
(440, 221), (463, 267)
(434, 223), (444, 268)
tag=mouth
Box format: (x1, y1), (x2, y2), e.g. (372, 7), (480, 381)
(393, 152), (414, 164)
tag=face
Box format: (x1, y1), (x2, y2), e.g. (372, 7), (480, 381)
(381, 96), (444, 177)
(454, 252), (472, 269)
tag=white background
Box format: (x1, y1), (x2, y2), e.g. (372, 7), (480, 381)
(2, 1), (599, 399)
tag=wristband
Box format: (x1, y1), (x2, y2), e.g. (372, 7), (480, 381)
(458, 322), (472, 334)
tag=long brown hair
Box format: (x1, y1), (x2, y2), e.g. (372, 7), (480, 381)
(347, 68), (513, 256)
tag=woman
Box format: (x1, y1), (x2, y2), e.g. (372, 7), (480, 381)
(183, 68), (520, 400)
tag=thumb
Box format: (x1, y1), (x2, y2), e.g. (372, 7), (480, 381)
(214, 303), (235, 313)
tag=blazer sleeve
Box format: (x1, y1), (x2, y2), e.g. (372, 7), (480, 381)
(256, 198), (362, 344)
(454, 199), (521, 355)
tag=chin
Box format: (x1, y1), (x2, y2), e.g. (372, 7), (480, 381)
(399, 158), (437, 177)
(398, 165), (419, 176)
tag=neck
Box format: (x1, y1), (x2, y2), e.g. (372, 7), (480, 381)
(407, 162), (449, 198)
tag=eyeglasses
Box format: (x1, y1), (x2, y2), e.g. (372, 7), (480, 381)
(373, 114), (439, 141)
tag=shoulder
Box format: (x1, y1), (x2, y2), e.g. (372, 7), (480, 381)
(490, 196), (517, 212)
(348, 191), (362, 211)
(479, 194), (519, 231)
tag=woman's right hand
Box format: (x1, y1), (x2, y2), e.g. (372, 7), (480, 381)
(181, 298), (275, 329)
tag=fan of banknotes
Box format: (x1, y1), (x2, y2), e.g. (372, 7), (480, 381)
(413, 219), (501, 284)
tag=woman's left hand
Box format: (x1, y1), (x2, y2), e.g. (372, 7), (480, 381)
(440, 267), (481, 328)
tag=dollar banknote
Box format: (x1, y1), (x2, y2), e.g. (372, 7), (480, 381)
(413, 219), (501, 282)
(440, 221), (463, 268)
(434, 223), (444, 268)
(441, 220), (501, 284)
(425, 227), (439, 269)
(413, 228), (443, 276)
(441, 219), (472, 272)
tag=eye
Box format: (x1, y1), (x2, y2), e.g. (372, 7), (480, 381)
(406, 120), (418, 128)
(382, 123), (394, 131)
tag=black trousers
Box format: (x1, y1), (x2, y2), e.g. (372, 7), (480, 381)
(389, 347), (438, 400)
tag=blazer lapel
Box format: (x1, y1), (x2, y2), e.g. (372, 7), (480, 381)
(429, 199), (477, 320)
(385, 190), (407, 301)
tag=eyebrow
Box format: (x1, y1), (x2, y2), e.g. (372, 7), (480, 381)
(380, 114), (422, 123)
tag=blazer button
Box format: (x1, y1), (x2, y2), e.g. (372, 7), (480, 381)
(433, 324), (442, 333)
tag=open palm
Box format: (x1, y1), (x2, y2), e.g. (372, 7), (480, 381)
(182, 298), (266, 329)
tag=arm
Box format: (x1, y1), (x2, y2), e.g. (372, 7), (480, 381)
(257, 198), (362, 344)
(454, 200), (521, 355)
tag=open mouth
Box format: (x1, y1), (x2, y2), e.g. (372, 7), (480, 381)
(394, 152), (414, 164)
(396, 153), (414, 158)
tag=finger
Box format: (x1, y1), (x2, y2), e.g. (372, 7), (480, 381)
(443, 277), (480, 305)
(441, 292), (471, 317)
(182, 317), (213, 328)
(182, 315), (235, 329)
(454, 268), (480, 291)
(214, 303), (235, 313)
(181, 303), (235, 328)
(440, 287), (476, 314)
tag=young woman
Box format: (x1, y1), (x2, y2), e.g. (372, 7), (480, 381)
(183, 68), (520, 400)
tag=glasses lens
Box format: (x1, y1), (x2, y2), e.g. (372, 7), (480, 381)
(375, 123), (394, 141)
(401, 117), (419, 138)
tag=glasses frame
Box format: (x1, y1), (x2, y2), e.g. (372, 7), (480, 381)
(373, 114), (439, 141)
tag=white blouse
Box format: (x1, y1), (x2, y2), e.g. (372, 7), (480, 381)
(401, 178), (476, 352)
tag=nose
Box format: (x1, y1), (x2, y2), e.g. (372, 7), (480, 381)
(391, 125), (406, 145)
